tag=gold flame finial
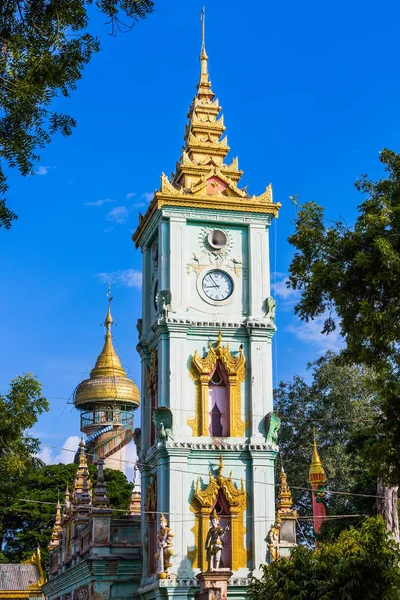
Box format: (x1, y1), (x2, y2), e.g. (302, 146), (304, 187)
(309, 429), (327, 484)
(218, 453), (224, 476)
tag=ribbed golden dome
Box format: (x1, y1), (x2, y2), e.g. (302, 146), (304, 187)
(74, 302), (140, 408)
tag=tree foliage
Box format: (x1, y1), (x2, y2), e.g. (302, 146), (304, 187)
(0, 374), (48, 558)
(275, 352), (377, 541)
(0, 0), (154, 228)
(248, 517), (400, 600)
(0, 373), (48, 479)
(0, 462), (133, 566)
(287, 149), (400, 483)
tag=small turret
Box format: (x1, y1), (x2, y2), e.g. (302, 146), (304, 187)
(309, 430), (327, 542)
(48, 495), (62, 551)
(72, 437), (92, 504)
(92, 458), (110, 509)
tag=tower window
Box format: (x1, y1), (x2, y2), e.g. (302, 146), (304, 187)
(208, 364), (229, 437)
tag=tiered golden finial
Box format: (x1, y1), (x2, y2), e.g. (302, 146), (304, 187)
(129, 464), (141, 516)
(277, 466), (294, 514)
(133, 11), (280, 247)
(309, 430), (327, 485)
(74, 291), (140, 407)
(48, 494), (62, 551)
(72, 436), (92, 504)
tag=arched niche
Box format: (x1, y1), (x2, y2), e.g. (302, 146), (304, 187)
(188, 332), (246, 437)
(188, 456), (248, 571)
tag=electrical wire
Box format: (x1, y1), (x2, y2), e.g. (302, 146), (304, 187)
(38, 442), (388, 501)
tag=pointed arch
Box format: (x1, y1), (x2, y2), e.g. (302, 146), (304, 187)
(188, 456), (248, 571)
(188, 332), (246, 437)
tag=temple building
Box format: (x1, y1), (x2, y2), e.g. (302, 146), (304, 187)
(42, 444), (142, 599)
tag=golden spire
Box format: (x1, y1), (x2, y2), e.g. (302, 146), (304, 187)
(133, 11), (281, 248)
(74, 291), (140, 407)
(199, 7), (209, 89)
(48, 495), (62, 551)
(91, 294), (126, 380)
(277, 465), (293, 513)
(309, 430), (327, 485)
(72, 437), (92, 503)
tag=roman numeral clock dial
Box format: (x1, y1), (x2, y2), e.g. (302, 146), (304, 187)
(202, 270), (233, 301)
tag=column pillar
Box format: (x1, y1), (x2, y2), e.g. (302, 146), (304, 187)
(250, 449), (277, 577)
(169, 215), (187, 314)
(248, 223), (270, 319)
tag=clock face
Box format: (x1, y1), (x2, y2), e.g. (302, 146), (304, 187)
(202, 270), (233, 301)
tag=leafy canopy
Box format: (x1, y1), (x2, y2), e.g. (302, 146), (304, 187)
(0, 0), (154, 229)
(287, 149), (400, 482)
(248, 517), (400, 600)
(275, 351), (377, 541)
(0, 374), (49, 478)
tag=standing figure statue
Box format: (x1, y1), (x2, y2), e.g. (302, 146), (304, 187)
(268, 518), (281, 562)
(155, 513), (174, 579)
(205, 509), (230, 571)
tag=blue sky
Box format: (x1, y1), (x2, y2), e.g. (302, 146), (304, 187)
(1, 0), (399, 470)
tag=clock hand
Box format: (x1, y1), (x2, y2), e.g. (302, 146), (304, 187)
(209, 275), (219, 287)
(204, 284), (219, 289)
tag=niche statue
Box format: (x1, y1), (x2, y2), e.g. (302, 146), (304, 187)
(205, 509), (229, 571)
(155, 513), (174, 579)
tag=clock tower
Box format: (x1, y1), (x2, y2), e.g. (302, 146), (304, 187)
(133, 16), (280, 600)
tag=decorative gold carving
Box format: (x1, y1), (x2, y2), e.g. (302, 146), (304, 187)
(188, 455), (248, 571)
(187, 331), (246, 437)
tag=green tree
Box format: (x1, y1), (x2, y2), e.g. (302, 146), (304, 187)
(0, 374), (49, 556)
(0, 0), (154, 229)
(0, 462), (133, 566)
(275, 352), (377, 541)
(248, 517), (400, 600)
(287, 149), (400, 515)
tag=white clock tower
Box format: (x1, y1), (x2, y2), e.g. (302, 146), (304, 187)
(133, 19), (280, 600)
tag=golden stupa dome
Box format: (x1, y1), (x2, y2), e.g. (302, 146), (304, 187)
(74, 301), (140, 408)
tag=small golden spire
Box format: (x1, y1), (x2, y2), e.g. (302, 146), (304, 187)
(90, 294), (127, 379)
(73, 438), (92, 503)
(73, 292), (140, 407)
(199, 6), (210, 88)
(309, 430), (327, 485)
(48, 496), (62, 550)
(218, 453), (224, 477)
(278, 465), (293, 513)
